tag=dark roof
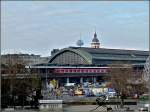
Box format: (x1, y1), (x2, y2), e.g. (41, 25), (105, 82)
(2, 54), (40, 57)
(76, 47), (148, 56)
(48, 47), (149, 65)
(70, 47), (149, 62)
(92, 37), (99, 43)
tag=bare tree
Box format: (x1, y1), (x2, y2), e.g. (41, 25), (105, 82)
(109, 62), (147, 108)
(109, 63), (133, 108)
(1, 54), (41, 108)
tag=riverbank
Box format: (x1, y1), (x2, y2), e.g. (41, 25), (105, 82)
(2, 105), (140, 112)
(63, 97), (138, 105)
(2, 98), (148, 112)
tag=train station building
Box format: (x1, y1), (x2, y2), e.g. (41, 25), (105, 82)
(29, 32), (149, 87)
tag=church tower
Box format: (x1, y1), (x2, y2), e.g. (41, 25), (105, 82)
(91, 32), (100, 48)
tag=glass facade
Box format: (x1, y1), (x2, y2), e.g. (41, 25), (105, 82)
(50, 51), (88, 64)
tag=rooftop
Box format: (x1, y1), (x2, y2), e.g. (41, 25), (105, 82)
(70, 47), (149, 56)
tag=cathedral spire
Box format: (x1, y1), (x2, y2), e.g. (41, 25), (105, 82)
(91, 31), (100, 48)
(94, 31), (97, 38)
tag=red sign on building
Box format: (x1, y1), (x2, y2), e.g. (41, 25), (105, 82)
(54, 68), (108, 73)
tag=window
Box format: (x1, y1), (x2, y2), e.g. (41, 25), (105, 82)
(51, 51), (88, 64)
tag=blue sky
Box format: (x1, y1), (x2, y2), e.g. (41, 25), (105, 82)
(1, 1), (149, 56)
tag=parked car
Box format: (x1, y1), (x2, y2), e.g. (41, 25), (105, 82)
(139, 107), (148, 111)
(74, 88), (83, 96)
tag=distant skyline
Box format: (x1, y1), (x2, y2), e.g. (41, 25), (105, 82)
(1, 1), (149, 56)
